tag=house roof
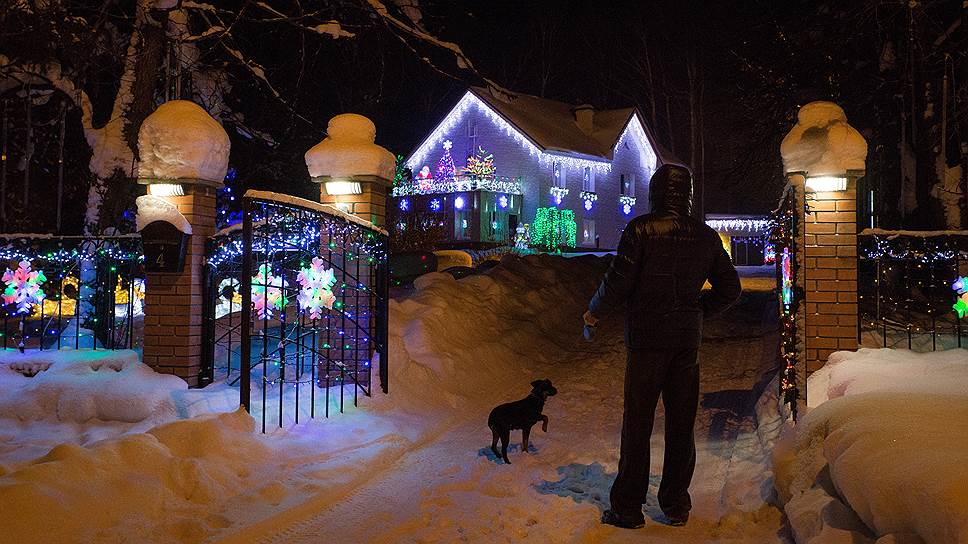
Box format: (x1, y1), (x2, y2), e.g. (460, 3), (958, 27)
(468, 86), (667, 162)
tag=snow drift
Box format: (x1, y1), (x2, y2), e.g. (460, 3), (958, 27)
(304, 113), (396, 180)
(776, 348), (968, 544)
(0, 350), (185, 423)
(781, 101), (867, 176)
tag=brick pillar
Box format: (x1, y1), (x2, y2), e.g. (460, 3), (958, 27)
(142, 184), (217, 385)
(800, 175), (859, 373)
(318, 179), (388, 227)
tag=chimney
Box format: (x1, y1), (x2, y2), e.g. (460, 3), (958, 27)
(573, 104), (595, 134)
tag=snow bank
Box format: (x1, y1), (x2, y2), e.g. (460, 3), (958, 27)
(305, 114), (396, 181)
(135, 194), (193, 234)
(0, 409), (269, 544)
(781, 101), (867, 176)
(387, 253), (607, 409)
(776, 348), (968, 544)
(807, 348), (968, 407)
(136, 100), (230, 182)
(0, 350), (186, 423)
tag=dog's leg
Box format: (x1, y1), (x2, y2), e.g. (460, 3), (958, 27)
(541, 415), (549, 432)
(500, 428), (511, 464)
(522, 426), (531, 453)
(490, 427), (500, 458)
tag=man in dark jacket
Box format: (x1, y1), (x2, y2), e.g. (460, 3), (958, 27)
(584, 164), (741, 529)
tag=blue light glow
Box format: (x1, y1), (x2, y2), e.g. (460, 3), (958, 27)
(399, 198), (409, 212)
(429, 198), (442, 212)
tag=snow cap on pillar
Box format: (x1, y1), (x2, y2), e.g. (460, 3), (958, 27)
(136, 100), (230, 185)
(780, 101), (867, 177)
(305, 114), (395, 184)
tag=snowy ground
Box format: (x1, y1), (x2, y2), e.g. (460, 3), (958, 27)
(776, 348), (968, 544)
(0, 258), (789, 543)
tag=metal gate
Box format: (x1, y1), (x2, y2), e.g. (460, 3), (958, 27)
(204, 191), (389, 432)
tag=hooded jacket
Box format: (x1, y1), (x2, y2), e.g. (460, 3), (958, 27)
(588, 164), (741, 349)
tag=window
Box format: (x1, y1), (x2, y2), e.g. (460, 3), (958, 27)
(553, 161), (566, 188)
(582, 167), (595, 192)
(620, 174), (626, 196)
(455, 209), (470, 239)
(582, 219), (596, 247)
(466, 122), (477, 159)
(622, 173), (635, 197)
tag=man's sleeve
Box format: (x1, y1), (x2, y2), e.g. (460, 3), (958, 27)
(588, 224), (641, 316)
(700, 244), (741, 316)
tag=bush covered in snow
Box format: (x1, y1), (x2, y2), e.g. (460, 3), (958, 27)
(776, 348), (968, 544)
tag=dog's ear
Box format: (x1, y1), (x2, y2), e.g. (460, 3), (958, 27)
(530, 380), (542, 388)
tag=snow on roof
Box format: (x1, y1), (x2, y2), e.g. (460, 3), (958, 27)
(135, 195), (192, 235)
(780, 101), (867, 176)
(304, 114), (396, 181)
(406, 87), (672, 171)
(136, 100), (230, 183)
(244, 190), (388, 235)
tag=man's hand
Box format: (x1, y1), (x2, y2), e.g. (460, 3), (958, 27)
(582, 310), (599, 327)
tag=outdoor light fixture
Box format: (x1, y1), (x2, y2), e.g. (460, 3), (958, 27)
(324, 181), (363, 195)
(147, 183), (185, 197)
(454, 196), (465, 209)
(805, 176), (847, 192)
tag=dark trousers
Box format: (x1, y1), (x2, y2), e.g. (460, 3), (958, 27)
(609, 346), (700, 518)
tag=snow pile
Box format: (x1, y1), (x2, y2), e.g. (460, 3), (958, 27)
(0, 409), (270, 544)
(135, 194), (193, 234)
(0, 350), (186, 423)
(807, 348), (968, 407)
(136, 100), (230, 182)
(781, 101), (867, 176)
(387, 254), (608, 409)
(776, 349), (968, 543)
(305, 113), (396, 181)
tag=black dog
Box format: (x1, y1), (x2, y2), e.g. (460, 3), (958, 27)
(487, 379), (557, 464)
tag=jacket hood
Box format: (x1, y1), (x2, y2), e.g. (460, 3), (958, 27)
(649, 164), (693, 216)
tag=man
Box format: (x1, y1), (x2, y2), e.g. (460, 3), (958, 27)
(584, 164), (741, 529)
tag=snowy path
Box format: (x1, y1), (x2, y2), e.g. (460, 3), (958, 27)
(228, 276), (790, 543)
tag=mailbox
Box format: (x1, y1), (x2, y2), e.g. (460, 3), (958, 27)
(140, 220), (189, 273)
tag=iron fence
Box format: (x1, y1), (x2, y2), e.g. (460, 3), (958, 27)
(0, 235), (144, 351)
(858, 231), (968, 351)
(204, 191), (389, 432)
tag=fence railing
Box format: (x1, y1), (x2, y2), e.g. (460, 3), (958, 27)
(204, 191), (389, 432)
(0, 235), (144, 352)
(858, 230), (968, 351)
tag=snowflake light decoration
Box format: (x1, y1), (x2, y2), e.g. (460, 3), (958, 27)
(296, 257), (337, 320)
(251, 264), (287, 320)
(3, 260), (46, 315)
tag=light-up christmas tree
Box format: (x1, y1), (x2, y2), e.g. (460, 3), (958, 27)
(435, 140), (457, 181)
(465, 146), (495, 180)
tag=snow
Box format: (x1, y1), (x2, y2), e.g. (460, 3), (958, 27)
(775, 348), (968, 544)
(0, 350), (186, 424)
(781, 101), (867, 177)
(859, 227), (968, 238)
(0, 259), (787, 543)
(304, 114), (396, 181)
(136, 100), (230, 183)
(135, 194), (193, 234)
(244, 189), (388, 235)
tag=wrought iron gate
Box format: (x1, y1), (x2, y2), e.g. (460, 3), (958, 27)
(204, 191), (389, 432)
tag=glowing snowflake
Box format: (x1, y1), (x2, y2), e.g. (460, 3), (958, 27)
(296, 257), (337, 320)
(252, 264), (286, 320)
(3, 261), (46, 315)
(953, 276), (968, 318)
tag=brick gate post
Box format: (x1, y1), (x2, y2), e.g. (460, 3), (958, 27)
(135, 101), (229, 386)
(780, 102), (868, 386)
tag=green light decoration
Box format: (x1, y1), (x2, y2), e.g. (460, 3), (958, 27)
(952, 276), (968, 318)
(530, 207), (577, 251)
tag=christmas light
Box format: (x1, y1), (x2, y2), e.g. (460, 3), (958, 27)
(296, 257), (337, 320)
(705, 218), (771, 234)
(464, 146), (496, 179)
(392, 175), (523, 197)
(251, 264), (287, 320)
(531, 207), (577, 250)
(429, 198), (442, 212)
(399, 198), (410, 212)
(580, 191), (598, 211)
(3, 261), (47, 315)
(454, 196), (465, 210)
(549, 187), (569, 206)
(498, 195), (509, 209)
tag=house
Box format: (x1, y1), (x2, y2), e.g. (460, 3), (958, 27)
(704, 214), (772, 265)
(393, 86), (668, 250)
